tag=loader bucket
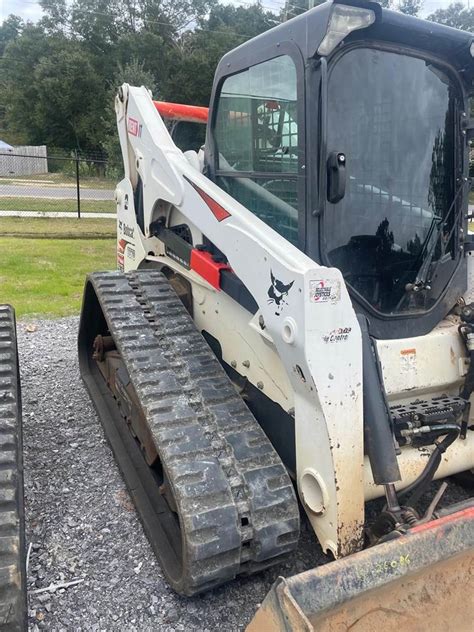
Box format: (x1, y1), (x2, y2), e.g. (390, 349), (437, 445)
(247, 507), (474, 632)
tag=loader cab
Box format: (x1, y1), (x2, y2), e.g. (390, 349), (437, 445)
(206, 0), (474, 339)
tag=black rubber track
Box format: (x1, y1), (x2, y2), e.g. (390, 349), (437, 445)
(78, 270), (300, 596)
(0, 306), (27, 631)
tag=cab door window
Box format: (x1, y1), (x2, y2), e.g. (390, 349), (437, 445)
(214, 55), (300, 245)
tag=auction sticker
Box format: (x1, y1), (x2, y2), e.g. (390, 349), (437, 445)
(309, 279), (340, 304)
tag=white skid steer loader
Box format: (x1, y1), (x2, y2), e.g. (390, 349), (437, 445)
(79, 1), (474, 628)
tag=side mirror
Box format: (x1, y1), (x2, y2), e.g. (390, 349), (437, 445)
(327, 151), (346, 204)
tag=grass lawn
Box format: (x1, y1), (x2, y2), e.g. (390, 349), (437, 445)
(0, 196), (115, 214)
(0, 217), (115, 239)
(0, 172), (118, 189)
(0, 237), (116, 317)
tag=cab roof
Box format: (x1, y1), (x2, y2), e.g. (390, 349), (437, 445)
(216, 0), (473, 93)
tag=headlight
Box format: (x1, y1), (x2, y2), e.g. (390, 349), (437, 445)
(318, 4), (376, 57)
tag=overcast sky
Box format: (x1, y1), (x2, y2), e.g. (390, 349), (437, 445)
(0, 0), (469, 24)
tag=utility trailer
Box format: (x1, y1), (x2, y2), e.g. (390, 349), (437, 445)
(79, 1), (474, 627)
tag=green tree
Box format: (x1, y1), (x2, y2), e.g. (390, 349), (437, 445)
(1, 25), (50, 145)
(428, 2), (474, 31)
(0, 16), (25, 142)
(40, 0), (217, 43)
(280, 0), (327, 21)
(398, 0), (423, 17)
(2, 27), (107, 150)
(102, 58), (159, 164)
(281, 0), (308, 20)
(2, 0), (221, 151)
(0, 14), (23, 56)
(165, 3), (277, 105)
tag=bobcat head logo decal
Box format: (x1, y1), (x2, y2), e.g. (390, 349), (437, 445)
(267, 271), (294, 316)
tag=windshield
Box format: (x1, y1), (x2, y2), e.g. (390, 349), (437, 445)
(325, 47), (461, 315)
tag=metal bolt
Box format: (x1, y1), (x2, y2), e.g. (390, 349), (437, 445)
(242, 360), (250, 368)
(257, 381), (264, 390)
(258, 315), (265, 330)
(231, 360), (237, 368)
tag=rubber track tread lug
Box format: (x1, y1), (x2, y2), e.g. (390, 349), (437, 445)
(79, 271), (299, 596)
(0, 306), (26, 630)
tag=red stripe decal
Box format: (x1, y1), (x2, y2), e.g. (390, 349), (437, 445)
(184, 176), (231, 222)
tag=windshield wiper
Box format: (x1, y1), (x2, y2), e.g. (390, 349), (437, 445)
(404, 177), (470, 296)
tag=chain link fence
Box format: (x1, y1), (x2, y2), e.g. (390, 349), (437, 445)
(0, 150), (120, 219)
(1, 145), (472, 222)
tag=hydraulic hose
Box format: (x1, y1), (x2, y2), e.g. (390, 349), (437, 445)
(358, 315), (401, 485)
(399, 426), (460, 506)
(460, 349), (474, 401)
(457, 329), (474, 438)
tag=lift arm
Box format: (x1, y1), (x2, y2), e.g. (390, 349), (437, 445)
(115, 83), (365, 558)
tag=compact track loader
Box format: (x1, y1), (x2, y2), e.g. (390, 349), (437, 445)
(79, 1), (474, 628)
(0, 306), (26, 631)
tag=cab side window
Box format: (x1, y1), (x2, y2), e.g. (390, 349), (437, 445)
(214, 55), (300, 245)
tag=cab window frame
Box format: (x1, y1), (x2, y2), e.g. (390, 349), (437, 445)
(207, 42), (306, 250)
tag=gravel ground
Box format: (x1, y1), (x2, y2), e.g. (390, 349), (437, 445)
(18, 316), (471, 632)
(19, 316), (325, 632)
